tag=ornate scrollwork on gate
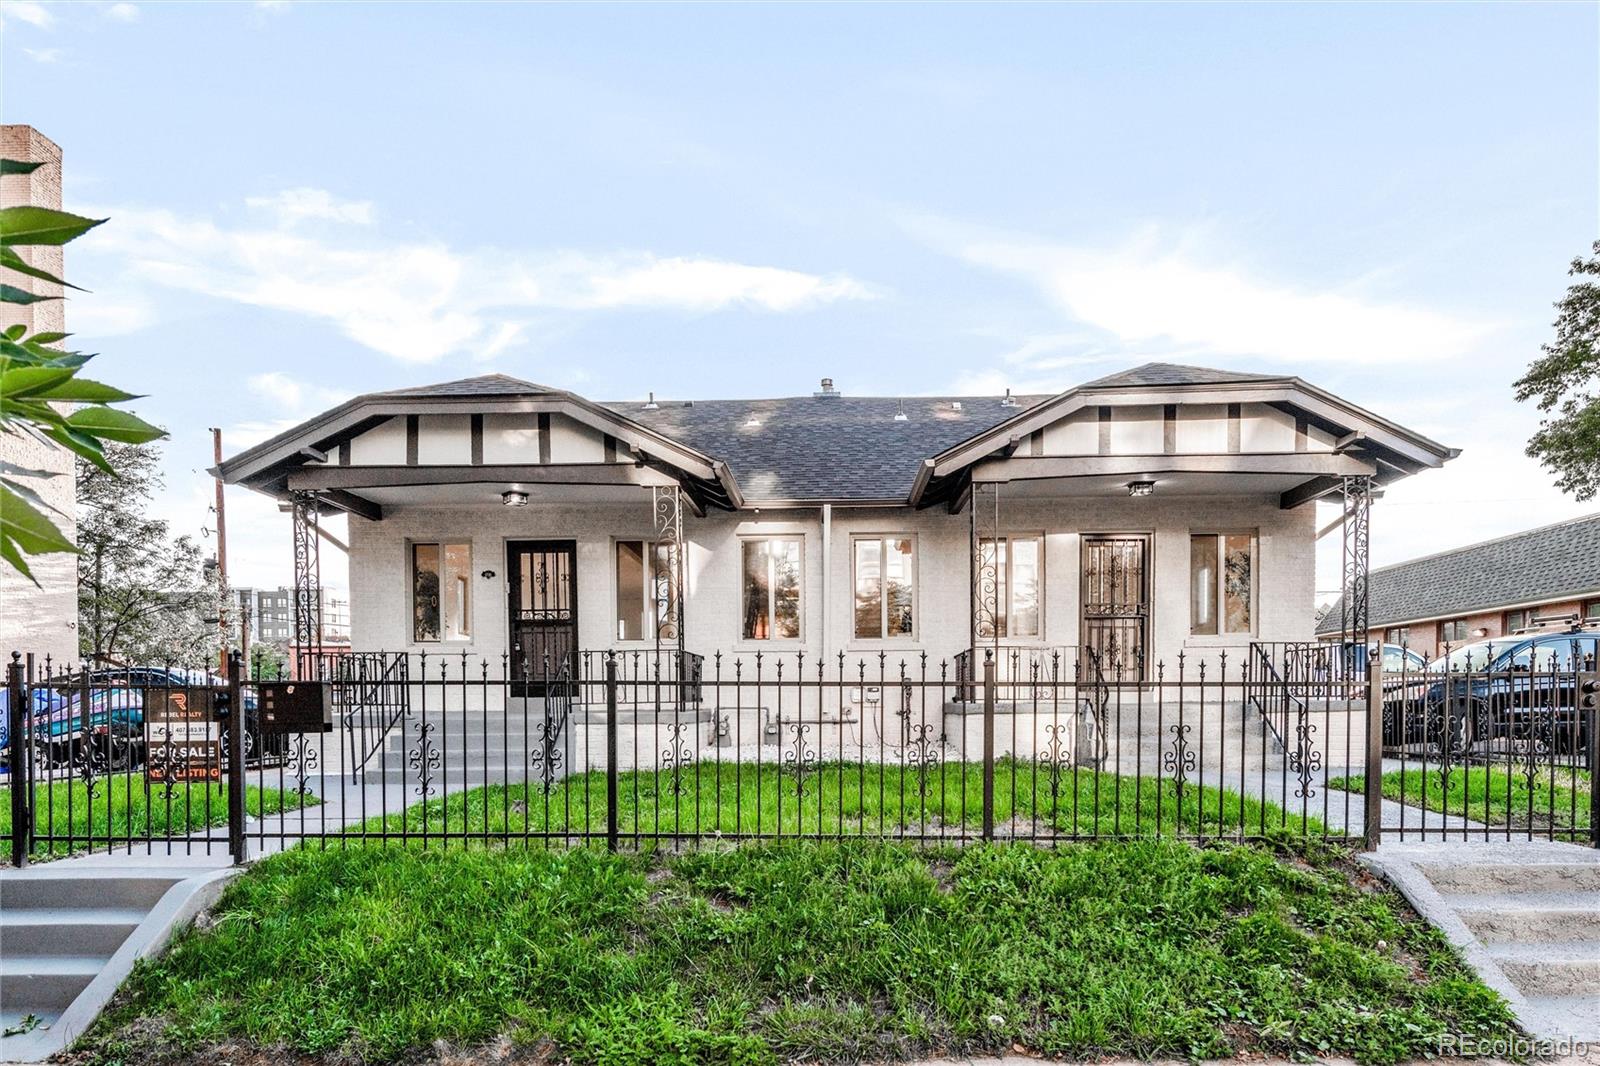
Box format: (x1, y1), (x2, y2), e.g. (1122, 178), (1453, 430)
(1288, 707), (1322, 799)
(530, 713), (566, 795)
(904, 722), (941, 815)
(1038, 722), (1072, 808)
(408, 721), (441, 798)
(784, 720), (815, 794)
(1163, 721), (1196, 804)
(661, 720), (695, 795)
(287, 734), (320, 798)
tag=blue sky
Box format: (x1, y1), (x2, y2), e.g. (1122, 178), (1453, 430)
(3, 0), (1596, 597)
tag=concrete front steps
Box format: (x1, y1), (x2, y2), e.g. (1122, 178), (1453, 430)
(1367, 842), (1600, 1045)
(1418, 856), (1600, 1041)
(0, 864), (239, 1062)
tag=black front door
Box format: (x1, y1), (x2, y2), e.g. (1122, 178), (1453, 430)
(1081, 535), (1149, 683)
(508, 540), (578, 697)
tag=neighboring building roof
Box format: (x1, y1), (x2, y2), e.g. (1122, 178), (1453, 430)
(1316, 513), (1600, 634)
(606, 394), (1045, 503)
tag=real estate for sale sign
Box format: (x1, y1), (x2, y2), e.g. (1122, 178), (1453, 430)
(146, 688), (221, 783)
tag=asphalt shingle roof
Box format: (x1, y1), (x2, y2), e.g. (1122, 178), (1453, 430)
(1316, 513), (1600, 634)
(373, 374), (556, 398)
(1078, 363), (1289, 389)
(605, 395), (1045, 502)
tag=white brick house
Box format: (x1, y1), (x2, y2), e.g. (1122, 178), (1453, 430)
(216, 363), (1456, 689)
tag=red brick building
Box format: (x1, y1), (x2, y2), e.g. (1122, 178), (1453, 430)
(1316, 513), (1600, 660)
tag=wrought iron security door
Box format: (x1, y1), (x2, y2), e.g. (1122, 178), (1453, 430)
(508, 540), (578, 697)
(1081, 536), (1149, 683)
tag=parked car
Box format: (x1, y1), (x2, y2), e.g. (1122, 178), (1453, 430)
(46, 667), (270, 771)
(1421, 629), (1598, 756)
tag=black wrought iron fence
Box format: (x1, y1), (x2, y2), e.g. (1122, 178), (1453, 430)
(6, 643), (1597, 865)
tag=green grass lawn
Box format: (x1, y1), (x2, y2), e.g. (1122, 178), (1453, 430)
(1, 773), (317, 860)
(1331, 764), (1592, 833)
(81, 839), (1517, 1065)
(351, 759), (1336, 844)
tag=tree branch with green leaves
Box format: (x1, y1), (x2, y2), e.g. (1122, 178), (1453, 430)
(1, 156), (165, 583)
(1516, 239), (1600, 501)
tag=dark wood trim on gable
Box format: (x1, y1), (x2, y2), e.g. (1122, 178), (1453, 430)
(1028, 430), (1043, 456)
(1295, 415), (1309, 453)
(338, 441), (351, 466)
(405, 415), (419, 466)
(1097, 406), (1111, 455)
(1163, 404), (1177, 454)
(470, 414), (484, 465)
(603, 433), (618, 463)
(1226, 403), (1241, 454)
(537, 413), (552, 464)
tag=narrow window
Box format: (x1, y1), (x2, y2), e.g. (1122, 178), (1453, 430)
(616, 540), (676, 641)
(1384, 625), (1411, 646)
(412, 542), (470, 643)
(1439, 618), (1470, 644)
(1190, 533), (1253, 636)
(976, 535), (1042, 639)
(1504, 609), (1529, 634)
(853, 536), (916, 640)
(743, 538), (802, 640)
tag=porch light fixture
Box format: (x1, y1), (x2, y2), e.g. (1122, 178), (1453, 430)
(1127, 480), (1155, 497)
(501, 490), (529, 507)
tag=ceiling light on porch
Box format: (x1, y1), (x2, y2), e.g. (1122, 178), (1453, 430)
(1127, 480), (1155, 498)
(501, 490), (530, 507)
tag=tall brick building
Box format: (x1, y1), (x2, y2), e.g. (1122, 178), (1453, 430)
(1316, 513), (1600, 659)
(1, 125), (78, 666)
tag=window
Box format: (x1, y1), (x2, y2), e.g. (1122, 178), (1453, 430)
(853, 536), (916, 640)
(1504, 609), (1530, 633)
(976, 535), (1042, 639)
(742, 538), (801, 640)
(615, 540), (675, 641)
(412, 542), (471, 643)
(1190, 533), (1253, 635)
(1439, 618), (1470, 644)
(1585, 600), (1600, 624)
(1384, 626), (1411, 646)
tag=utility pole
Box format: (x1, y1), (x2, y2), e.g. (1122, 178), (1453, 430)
(212, 428), (229, 676)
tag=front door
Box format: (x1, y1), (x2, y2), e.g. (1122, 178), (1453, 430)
(1081, 535), (1149, 683)
(508, 540), (578, 697)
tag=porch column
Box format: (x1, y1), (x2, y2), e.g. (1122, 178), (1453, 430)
(290, 490), (324, 677)
(651, 484), (686, 658)
(970, 479), (1002, 664)
(1339, 475), (1373, 649)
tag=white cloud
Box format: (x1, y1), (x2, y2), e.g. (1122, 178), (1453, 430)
(23, 46), (63, 63)
(82, 199), (877, 363)
(956, 230), (1491, 366)
(245, 187), (373, 226)
(1, 1), (53, 28)
(105, 2), (138, 20)
(254, 0), (289, 10)
(247, 371), (348, 414)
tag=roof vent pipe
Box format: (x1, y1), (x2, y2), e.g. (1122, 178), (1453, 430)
(1000, 388), (1019, 408)
(642, 391), (659, 410)
(815, 377), (840, 398)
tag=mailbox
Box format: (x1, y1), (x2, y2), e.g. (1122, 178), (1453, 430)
(258, 681), (333, 733)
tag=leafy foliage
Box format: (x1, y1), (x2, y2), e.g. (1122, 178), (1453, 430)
(1, 166), (163, 582)
(77, 441), (222, 666)
(1516, 239), (1600, 499)
(86, 841), (1518, 1065)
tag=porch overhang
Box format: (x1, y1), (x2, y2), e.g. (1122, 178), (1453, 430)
(213, 381), (744, 517)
